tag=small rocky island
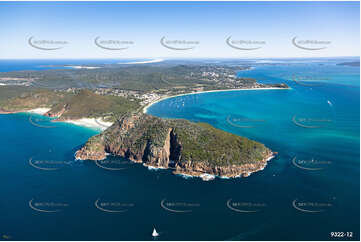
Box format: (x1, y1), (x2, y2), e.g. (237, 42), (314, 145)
(75, 112), (275, 179)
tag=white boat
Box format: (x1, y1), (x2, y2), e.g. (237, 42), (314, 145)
(152, 228), (159, 237)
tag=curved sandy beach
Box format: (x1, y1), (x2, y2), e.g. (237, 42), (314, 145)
(62, 118), (113, 131)
(0, 108), (51, 115)
(0, 108), (112, 131)
(143, 87), (291, 114)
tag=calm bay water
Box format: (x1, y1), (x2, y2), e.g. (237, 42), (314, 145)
(0, 60), (359, 240)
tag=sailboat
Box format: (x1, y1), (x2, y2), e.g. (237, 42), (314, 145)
(152, 228), (159, 237)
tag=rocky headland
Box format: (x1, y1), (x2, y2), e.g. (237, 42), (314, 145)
(75, 113), (275, 179)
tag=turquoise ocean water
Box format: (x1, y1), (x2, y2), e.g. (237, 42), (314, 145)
(0, 60), (359, 240)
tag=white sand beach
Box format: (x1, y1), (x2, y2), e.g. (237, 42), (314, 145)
(66, 66), (101, 69)
(63, 118), (113, 131)
(23, 108), (113, 131)
(26, 108), (51, 115)
(143, 87), (291, 113)
(119, 58), (164, 65)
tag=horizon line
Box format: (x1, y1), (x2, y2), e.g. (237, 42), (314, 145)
(0, 56), (359, 60)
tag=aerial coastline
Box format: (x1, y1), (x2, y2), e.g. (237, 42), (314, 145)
(0, 108), (112, 131)
(0, 0), (359, 238)
(143, 86), (291, 114)
(54, 117), (113, 131)
(75, 112), (277, 181)
(0, 108), (50, 115)
(118, 58), (164, 65)
(0, 63), (290, 181)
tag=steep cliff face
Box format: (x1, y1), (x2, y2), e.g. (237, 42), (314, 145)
(173, 154), (272, 178)
(75, 113), (275, 178)
(75, 135), (107, 161)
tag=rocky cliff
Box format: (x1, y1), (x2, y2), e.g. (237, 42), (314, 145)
(75, 113), (275, 179)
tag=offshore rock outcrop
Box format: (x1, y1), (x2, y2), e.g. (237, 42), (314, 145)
(75, 113), (275, 179)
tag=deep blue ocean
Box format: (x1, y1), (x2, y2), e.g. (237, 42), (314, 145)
(0, 59), (359, 240)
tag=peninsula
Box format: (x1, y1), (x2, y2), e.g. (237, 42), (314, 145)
(75, 112), (275, 179)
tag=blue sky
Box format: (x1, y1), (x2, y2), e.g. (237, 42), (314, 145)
(0, 1), (359, 59)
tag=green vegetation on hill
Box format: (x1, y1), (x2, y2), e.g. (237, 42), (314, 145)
(0, 66), (211, 90)
(0, 87), (139, 120)
(172, 121), (268, 166)
(0, 64), (275, 91)
(51, 89), (139, 120)
(0, 86), (66, 112)
(97, 113), (270, 167)
(0, 86), (35, 102)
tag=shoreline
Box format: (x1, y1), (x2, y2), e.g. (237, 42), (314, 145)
(118, 58), (164, 65)
(66, 65), (101, 70)
(173, 153), (275, 181)
(53, 118), (113, 131)
(0, 108), (112, 131)
(143, 87), (291, 113)
(0, 108), (50, 115)
(26, 108), (51, 115)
